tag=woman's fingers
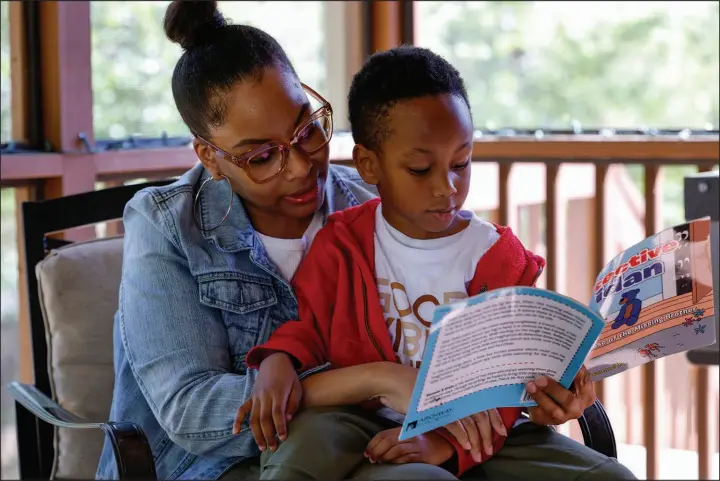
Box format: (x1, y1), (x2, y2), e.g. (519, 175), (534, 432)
(487, 408), (508, 437)
(443, 420), (471, 451)
(233, 399), (252, 435)
(470, 411), (493, 458)
(459, 416), (482, 462)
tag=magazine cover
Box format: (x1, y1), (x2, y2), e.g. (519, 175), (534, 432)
(585, 217), (716, 380)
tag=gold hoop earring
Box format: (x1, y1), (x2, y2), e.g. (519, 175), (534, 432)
(193, 174), (233, 233)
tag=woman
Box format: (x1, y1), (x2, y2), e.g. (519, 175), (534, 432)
(97, 2), (631, 480)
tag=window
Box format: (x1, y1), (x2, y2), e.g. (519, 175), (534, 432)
(415, 1), (719, 129)
(91, 1), (326, 140)
(1, 0), (11, 143)
(0, 188), (18, 481)
(0, 3), (18, 479)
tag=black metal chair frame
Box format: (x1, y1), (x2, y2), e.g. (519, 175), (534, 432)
(7, 180), (617, 480)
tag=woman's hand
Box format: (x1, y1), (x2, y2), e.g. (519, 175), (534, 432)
(526, 365), (595, 425)
(364, 427), (454, 466)
(372, 362), (418, 414)
(232, 353), (302, 452)
(441, 409), (508, 462)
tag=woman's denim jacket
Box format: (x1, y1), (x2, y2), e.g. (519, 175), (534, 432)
(96, 163), (377, 480)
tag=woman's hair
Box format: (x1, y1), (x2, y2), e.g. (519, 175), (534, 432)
(164, 1), (296, 138)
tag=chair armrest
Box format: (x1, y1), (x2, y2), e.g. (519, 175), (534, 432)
(577, 399), (617, 458)
(6, 381), (157, 480)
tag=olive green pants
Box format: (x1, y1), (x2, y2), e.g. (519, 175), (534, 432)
(221, 406), (636, 480)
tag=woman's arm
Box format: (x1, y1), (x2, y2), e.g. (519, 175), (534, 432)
(300, 362), (417, 412)
(118, 193), (256, 457)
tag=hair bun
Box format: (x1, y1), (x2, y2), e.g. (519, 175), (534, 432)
(164, 0), (227, 50)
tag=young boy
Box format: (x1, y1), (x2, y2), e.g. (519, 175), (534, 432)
(239, 46), (545, 479)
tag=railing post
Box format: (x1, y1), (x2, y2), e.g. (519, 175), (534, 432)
(592, 163), (608, 404)
(643, 165), (662, 479)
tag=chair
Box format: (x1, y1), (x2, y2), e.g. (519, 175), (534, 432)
(6, 181), (618, 480)
(8, 180), (171, 480)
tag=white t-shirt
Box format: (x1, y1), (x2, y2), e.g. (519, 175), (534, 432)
(256, 211), (325, 282)
(374, 204), (500, 368)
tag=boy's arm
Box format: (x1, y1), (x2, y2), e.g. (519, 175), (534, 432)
(246, 227), (339, 371)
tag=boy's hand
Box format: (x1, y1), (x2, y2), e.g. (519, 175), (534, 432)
(364, 427), (454, 466)
(441, 409), (508, 462)
(232, 353), (302, 452)
(526, 366), (594, 425)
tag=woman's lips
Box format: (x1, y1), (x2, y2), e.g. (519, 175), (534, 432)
(284, 183), (319, 205)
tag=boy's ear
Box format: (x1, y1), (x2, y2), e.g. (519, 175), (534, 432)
(193, 138), (224, 180)
(353, 144), (381, 186)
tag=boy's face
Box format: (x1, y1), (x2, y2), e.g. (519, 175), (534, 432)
(354, 94), (474, 240)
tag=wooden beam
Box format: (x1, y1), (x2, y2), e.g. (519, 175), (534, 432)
(370, 0), (402, 53)
(695, 365), (711, 480)
(545, 164), (559, 291)
(9, 2), (28, 143)
(14, 186), (38, 385)
(93, 148), (197, 177)
(472, 135), (719, 163)
(38, 1), (94, 154)
(2, 135), (718, 183)
(592, 164), (609, 405)
(0, 154), (64, 182)
(643, 165), (662, 479)
(36, 1), (96, 243)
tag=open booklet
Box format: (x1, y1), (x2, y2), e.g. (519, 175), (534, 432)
(398, 217), (716, 441)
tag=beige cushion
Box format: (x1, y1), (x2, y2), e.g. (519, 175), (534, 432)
(36, 236), (124, 479)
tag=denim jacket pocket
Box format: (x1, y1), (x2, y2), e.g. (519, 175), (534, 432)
(198, 271), (277, 373)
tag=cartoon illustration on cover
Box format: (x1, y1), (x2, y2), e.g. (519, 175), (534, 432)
(586, 218), (716, 380)
(611, 289), (643, 329)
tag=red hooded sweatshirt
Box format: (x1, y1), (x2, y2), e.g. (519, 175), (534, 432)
(247, 198), (546, 476)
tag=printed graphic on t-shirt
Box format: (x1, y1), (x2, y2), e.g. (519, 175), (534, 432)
(373, 204), (500, 369)
(377, 278), (468, 367)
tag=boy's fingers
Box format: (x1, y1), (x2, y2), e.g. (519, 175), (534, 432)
(271, 396), (288, 442)
(527, 387), (566, 425)
(391, 453), (420, 464)
(249, 400), (265, 451)
(259, 396), (278, 452)
(488, 408), (508, 437)
(286, 385), (302, 420)
(380, 441), (416, 463)
(233, 399), (252, 435)
(365, 429), (400, 462)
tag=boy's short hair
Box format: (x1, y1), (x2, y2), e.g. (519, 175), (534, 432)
(348, 45), (471, 151)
